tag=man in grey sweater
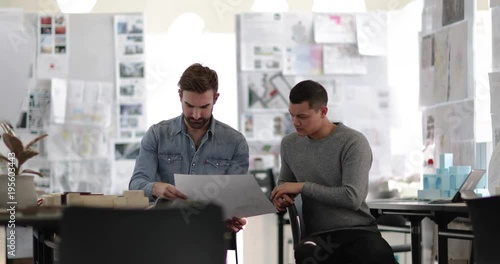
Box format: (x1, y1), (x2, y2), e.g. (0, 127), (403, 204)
(271, 80), (396, 264)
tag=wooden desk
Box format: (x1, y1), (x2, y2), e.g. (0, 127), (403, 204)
(368, 200), (473, 264)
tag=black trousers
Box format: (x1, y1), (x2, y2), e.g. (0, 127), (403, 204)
(294, 229), (397, 264)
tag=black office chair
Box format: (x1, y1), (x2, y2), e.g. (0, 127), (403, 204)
(465, 195), (500, 264)
(154, 197), (238, 263)
(59, 204), (226, 264)
(288, 195), (410, 262)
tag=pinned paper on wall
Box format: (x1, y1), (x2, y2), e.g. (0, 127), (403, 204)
(282, 12), (314, 44)
(46, 125), (111, 160)
(114, 14), (147, 140)
(313, 13), (357, 44)
(492, 7), (500, 69)
(283, 45), (323, 75)
(37, 14), (69, 79)
(65, 80), (114, 127)
(323, 44), (367, 75)
(241, 112), (293, 141)
(242, 72), (294, 110)
(356, 13), (387, 56)
(240, 12), (284, 71)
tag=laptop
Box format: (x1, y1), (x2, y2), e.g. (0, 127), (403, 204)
(428, 169), (486, 204)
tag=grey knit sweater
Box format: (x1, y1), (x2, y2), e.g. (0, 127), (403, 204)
(279, 123), (378, 235)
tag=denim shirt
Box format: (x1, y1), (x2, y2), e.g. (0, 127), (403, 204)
(129, 114), (249, 200)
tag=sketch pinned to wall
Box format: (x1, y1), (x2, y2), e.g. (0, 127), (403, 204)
(433, 99), (475, 145)
(447, 20), (468, 102)
(242, 72), (294, 110)
(420, 20), (468, 106)
(28, 80), (51, 131)
(442, 0), (464, 27)
(37, 14), (69, 79)
(432, 25), (450, 104)
(64, 80), (114, 127)
(355, 13), (387, 56)
(419, 34), (435, 106)
(240, 12), (284, 71)
(282, 13), (314, 44)
(323, 44), (367, 75)
(46, 125), (111, 160)
(313, 13), (357, 44)
(422, 108), (436, 146)
(283, 45), (322, 75)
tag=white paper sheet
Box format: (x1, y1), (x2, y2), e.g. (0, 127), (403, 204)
(46, 125), (111, 160)
(51, 78), (68, 124)
(313, 13), (357, 44)
(448, 21), (468, 102)
(239, 12), (285, 71)
(174, 174), (277, 218)
(323, 44), (367, 75)
(356, 13), (387, 56)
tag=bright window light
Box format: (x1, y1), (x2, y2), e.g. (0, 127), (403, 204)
(56, 0), (97, 13)
(312, 0), (366, 13)
(251, 0), (289, 12)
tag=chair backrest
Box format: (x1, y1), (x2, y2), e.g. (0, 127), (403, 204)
(249, 168), (276, 199)
(153, 197), (236, 251)
(59, 204), (226, 264)
(288, 194), (306, 247)
(465, 195), (500, 264)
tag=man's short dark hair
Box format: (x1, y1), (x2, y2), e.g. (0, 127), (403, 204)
(178, 63), (218, 93)
(289, 80), (328, 110)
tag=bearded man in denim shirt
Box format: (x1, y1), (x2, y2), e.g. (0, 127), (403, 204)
(129, 63), (249, 232)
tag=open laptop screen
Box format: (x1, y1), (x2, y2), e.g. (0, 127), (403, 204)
(451, 169), (486, 202)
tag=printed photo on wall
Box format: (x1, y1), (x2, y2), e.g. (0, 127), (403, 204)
(119, 62), (144, 78)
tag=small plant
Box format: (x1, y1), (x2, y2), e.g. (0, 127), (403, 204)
(0, 122), (48, 177)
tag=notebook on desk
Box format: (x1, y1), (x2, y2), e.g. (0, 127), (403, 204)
(428, 169), (486, 204)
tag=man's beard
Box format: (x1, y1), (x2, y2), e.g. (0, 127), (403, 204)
(185, 116), (210, 129)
